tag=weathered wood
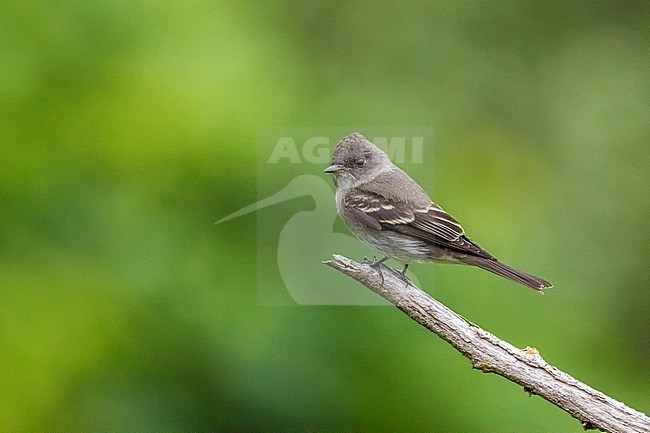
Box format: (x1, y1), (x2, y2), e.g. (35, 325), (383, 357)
(324, 254), (650, 433)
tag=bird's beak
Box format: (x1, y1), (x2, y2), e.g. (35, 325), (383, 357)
(324, 164), (345, 174)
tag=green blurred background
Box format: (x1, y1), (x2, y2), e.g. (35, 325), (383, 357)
(1, 1), (649, 431)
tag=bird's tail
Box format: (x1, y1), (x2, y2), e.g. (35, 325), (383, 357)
(464, 256), (552, 292)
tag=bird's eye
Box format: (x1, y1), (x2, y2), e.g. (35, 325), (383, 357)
(354, 157), (366, 167)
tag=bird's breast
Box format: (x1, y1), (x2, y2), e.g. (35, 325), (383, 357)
(334, 189), (345, 215)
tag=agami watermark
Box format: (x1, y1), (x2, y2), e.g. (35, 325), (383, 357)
(218, 127), (434, 305)
(267, 135), (424, 164)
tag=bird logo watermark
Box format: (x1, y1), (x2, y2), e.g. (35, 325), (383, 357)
(217, 127), (434, 305)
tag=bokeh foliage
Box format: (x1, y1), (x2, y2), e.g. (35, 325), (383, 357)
(1, 1), (649, 431)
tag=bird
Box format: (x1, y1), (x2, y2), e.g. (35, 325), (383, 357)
(324, 133), (552, 292)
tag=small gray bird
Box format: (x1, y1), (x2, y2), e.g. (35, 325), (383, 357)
(324, 133), (552, 291)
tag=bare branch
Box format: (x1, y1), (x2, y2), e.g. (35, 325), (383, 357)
(324, 254), (650, 433)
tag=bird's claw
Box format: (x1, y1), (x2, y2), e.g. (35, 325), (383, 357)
(362, 255), (386, 266)
(370, 256), (389, 267)
(390, 264), (412, 287)
(361, 256), (389, 285)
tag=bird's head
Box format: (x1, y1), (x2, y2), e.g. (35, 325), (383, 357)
(324, 133), (392, 189)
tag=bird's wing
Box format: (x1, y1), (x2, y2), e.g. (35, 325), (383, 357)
(344, 191), (493, 259)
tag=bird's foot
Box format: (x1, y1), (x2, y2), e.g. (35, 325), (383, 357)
(391, 263), (412, 286)
(362, 255), (388, 267)
(362, 256), (389, 285)
(371, 256), (389, 267)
